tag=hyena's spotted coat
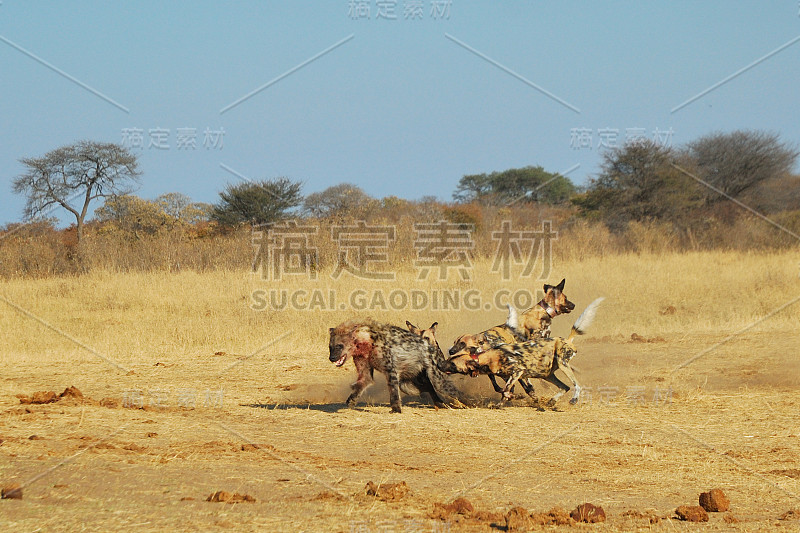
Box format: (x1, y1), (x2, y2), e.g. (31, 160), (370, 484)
(329, 319), (463, 413)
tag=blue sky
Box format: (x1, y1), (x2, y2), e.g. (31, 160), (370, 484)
(1, 1), (799, 226)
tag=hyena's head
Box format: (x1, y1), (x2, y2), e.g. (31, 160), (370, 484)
(542, 278), (575, 315)
(328, 321), (373, 367)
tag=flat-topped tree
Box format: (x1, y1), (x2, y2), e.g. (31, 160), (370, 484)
(13, 140), (141, 244)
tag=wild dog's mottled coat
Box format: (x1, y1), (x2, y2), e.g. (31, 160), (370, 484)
(445, 279), (575, 396)
(329, 319), (462, 413)
(476, 298), (605, 405)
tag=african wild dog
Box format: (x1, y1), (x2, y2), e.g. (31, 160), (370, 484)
(328, 319), (464, 413)
(446, 279), (575, 396)
(405, 320), (454, 374)
(463, 297), (604, 406)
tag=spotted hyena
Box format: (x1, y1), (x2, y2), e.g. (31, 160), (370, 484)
(328, 319), (464, 413)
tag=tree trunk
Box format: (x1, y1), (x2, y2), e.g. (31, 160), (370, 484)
(74, 215), (88, 271)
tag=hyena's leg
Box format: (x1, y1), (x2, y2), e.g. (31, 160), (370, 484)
(412, 373), (447, 409)
(542, 372), (571, 406)
(385, 356), (402, 413)
(346, 359), (373, 407)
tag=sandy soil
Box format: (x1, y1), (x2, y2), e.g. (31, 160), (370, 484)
(1, 330), (799, 532)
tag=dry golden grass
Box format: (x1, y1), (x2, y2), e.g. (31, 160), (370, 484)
(1, 249), (798, 364)
(1, 249), (799, 531)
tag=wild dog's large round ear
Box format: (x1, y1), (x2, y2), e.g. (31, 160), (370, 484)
(543, 283), (554, 293)
(429, 322), (438, 331)
(556, 278), (566, 291)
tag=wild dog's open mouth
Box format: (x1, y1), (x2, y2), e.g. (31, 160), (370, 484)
(333, 354), (347, 367)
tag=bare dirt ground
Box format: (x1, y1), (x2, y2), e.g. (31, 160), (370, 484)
(2, 329), (799, 532)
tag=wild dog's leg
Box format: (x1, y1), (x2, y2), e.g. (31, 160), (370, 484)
(542, 373), (571, 406)
(519, 378), (536, 398)
(502, 371), (524, 402)
(490, 374), (531, 399)
(487, 373), (505, 394)
(557, 364), (582, 405)
(346, 360), (374, 407)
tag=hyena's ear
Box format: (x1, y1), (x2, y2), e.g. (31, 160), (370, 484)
(406, 320), (419, 334)
(556, 278), (565, 291)
(429, 322), (438, 332)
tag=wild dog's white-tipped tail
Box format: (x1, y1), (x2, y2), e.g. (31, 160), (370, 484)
(568, 297), (605, 341)
(505, 303), (519, 330)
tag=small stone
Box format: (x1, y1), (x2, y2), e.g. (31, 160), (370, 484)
(59, 386), (83, 400)
(699, 488), (730, 512)
(207, 490), (232, 502)
(505, 506), (530, 531)
(676, 505), (709, 522)
(100, 397), (120, 408)
(571, 503), (606, 523)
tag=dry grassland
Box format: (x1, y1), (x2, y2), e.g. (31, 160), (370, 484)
(1, 250), (799, 531)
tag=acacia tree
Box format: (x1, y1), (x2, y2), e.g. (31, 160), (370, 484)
(12, 140), (141, 244)
(95, 194), (174, 237)
(685, 130), (798, 202)
(453, 166), (575, 205)
(211, 178), (302, 226)
(302, 183), (375, 217)
(156, 192), (212, 224)
(573, 140), (702, 230)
